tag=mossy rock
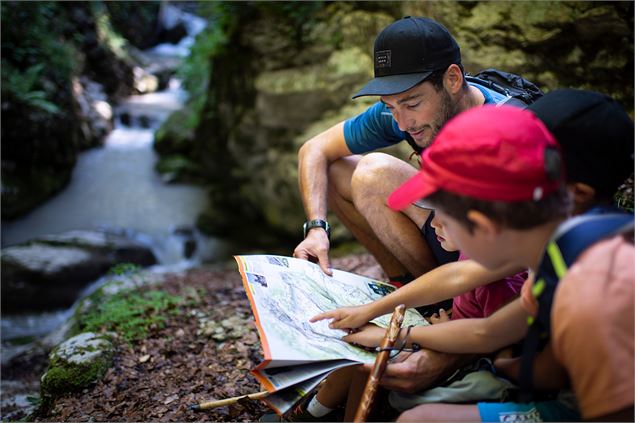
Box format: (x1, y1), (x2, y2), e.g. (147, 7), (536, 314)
(154, 154), (201, 183)
(40, 332), (114, 398)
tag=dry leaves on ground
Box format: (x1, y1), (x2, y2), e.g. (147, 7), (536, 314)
(34, 254), (383, 422)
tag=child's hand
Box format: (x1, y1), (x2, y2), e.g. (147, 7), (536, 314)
(428, 308), (450, 324)
(309, 304), (373, 329)
(342, 323), (384, 347)
(493, 350), (521, 383)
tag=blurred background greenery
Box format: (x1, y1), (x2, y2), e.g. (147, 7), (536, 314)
(2, 1), (633, 253)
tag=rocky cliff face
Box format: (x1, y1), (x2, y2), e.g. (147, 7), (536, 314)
(407, 1), (633, 108)
(157, 1), (633, 248)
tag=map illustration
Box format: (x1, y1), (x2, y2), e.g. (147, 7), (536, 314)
(235, 255), (428, 412)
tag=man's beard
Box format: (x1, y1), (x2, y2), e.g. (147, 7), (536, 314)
(425, 88), (458, 148)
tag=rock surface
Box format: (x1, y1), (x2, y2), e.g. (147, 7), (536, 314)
(1, 230), (157, 311)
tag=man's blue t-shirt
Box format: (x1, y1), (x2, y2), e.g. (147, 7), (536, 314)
(343, 83), (507, 154)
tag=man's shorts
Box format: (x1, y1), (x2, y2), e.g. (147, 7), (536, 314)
(477, 400), (581, 422)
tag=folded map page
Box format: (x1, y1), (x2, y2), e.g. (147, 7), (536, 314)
(235, 255), (428, 415)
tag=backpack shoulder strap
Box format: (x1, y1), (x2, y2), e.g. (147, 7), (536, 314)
(550, 214), (633, 265)
(519, 213), (633, 401)
(495, 96), (529, 108)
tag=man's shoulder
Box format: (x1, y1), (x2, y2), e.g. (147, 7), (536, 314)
(343, 101), (405, 153)
(347, 101), (392, 122)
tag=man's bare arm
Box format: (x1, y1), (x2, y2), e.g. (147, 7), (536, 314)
(294, 122), (352, 274)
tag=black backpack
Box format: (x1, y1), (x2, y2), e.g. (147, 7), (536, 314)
(405, 68), (544, 155)
(519, 213), (634, 401)
(466, 68), (544, 107)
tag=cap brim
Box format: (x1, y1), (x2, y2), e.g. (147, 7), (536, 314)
(352, 72), (432, 99)
(387, 171), (438, 211)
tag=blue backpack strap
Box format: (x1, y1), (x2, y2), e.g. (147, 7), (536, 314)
(519, 213), (633, 401)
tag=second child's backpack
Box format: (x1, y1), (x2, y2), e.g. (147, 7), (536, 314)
(519, 212), (634, 400)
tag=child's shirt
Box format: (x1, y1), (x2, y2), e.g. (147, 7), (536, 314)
(551, 235), (634, 420)
(451, 253), (527, 320)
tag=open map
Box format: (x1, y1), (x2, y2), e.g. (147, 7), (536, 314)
(235, 255), (428, 414)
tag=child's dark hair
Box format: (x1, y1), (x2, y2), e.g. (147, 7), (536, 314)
(425, 186), (572, 233)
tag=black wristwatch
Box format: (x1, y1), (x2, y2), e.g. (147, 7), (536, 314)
(303, 219), (330, 240)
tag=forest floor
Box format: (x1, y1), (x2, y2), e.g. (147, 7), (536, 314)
(4, 253), (385, 422)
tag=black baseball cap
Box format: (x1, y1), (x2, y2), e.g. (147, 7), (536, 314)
(352, 16), (461, 99)
(528, 89), (634, 197)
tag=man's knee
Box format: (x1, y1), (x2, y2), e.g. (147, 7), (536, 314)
(351, 153), (415, 206)
(352, 153), (394, 187)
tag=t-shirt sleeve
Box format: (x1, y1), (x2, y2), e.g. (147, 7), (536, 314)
(343, 102), (407, 154)
(552, 237), (634, 420)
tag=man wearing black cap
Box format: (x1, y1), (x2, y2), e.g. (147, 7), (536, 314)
(294, 16), (511, 286)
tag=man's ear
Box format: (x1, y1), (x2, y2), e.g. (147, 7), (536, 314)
(466, 210), (500, 239)
(444, 64), (464, 95)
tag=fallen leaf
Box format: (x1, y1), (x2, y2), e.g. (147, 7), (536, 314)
(163, 394), (178, 405)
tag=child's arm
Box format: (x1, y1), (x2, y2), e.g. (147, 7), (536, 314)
(494, 343), (569, 390)
(311, 259), (523, 329)
(344, 297), (529, 354)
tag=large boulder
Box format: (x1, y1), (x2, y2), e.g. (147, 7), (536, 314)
(1, 230), (156, 312)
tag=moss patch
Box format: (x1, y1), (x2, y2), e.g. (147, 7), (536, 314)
(78, 288), (183, 344)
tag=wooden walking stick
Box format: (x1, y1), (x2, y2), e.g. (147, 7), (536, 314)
(354, 304), (406, 423)
(189, 390), (269, 411)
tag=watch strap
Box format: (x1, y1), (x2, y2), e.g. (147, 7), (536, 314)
(303, 219), (330, 239)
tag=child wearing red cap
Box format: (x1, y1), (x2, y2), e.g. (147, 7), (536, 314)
(344, 105), (633, 422)
(300, 205), (526, 422)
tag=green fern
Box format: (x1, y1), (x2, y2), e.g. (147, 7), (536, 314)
(3, 63), (60, 114)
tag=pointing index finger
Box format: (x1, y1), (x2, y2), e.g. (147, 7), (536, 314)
(309, 311), (335, 323)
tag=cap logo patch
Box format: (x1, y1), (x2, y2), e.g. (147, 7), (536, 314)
(375, 50), (391, 68)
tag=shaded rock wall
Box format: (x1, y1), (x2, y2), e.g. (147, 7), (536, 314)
(159, 1), (633, 248)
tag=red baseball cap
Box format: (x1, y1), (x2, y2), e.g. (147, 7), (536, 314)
(388, 106), (562, 210)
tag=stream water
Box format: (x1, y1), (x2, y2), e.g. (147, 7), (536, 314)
(1, 5), (214, 345)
